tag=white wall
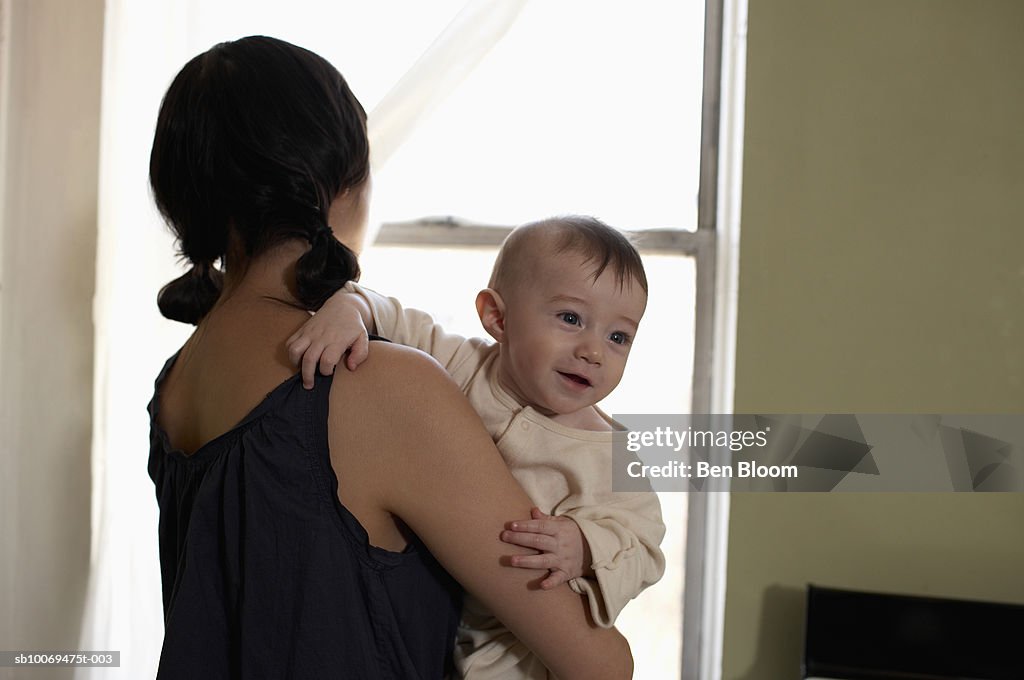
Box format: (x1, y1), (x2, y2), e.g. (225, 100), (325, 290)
(0, 1), (104, 677)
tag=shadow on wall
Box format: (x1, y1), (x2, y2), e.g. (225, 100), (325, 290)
(732, 584), (805, 680)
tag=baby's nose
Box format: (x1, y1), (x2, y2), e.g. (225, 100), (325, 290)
(576, 341), (602, 364)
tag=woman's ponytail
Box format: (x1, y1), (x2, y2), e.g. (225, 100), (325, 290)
(157, 260), (224, 325)
(295, 223), (360, 311)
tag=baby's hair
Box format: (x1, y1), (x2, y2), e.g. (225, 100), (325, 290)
(150, 36), (368, 324)
(489, 215), (648, 296)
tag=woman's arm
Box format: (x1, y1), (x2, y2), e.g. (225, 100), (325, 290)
(328, 343), (633, 680)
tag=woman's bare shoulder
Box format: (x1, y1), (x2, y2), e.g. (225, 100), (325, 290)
(328, 341), (461, 411)
(357, 340), (451, 378)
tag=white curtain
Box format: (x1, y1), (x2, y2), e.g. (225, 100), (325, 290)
(77, 2), (527, 677)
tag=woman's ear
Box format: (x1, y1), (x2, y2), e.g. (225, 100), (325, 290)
(475, 288), (507, 343)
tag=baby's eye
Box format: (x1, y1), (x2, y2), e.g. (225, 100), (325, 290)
(609, 331), (631, 346)
(558, 312), (581, 326)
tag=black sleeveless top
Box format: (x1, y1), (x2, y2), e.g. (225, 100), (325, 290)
(148, 350), (462, 679)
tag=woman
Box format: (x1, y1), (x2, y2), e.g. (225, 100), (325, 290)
(147, 36), (632, 679)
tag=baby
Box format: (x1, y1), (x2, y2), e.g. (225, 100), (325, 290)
(289, 216), (665, 679)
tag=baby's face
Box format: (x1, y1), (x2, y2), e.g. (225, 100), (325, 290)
(497, 250), (647, 417)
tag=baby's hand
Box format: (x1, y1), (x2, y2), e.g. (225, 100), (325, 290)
(501, 507), (591, 589)
(286, 291), (370, 389)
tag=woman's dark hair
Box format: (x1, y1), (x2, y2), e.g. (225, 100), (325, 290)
(150, 36), (367, 324)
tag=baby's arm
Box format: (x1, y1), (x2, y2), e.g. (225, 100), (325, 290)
(561, 493), (667, 627)
(287, 282), (490, 389)
(504, 493), (666, 627)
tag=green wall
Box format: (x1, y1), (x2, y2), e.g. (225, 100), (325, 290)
(724, 1), (1024, 678)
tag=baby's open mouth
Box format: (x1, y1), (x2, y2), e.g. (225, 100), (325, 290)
(558, 372), (591, 387)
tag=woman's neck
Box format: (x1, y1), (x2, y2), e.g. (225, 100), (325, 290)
(218, 239), (309, 311)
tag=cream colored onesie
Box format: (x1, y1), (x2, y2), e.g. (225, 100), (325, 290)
(350, 283), (666, 679)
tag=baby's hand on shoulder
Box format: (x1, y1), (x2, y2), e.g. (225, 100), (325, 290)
(286, 290), (370, 389)
(501, 507), (593, 589)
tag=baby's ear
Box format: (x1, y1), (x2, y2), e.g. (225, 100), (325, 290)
(475, 288), (506, 343)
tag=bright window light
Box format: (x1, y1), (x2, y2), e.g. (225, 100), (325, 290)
(91, 3), (706, 678)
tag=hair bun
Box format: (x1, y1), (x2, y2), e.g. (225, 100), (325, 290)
(157, 262), (225, 325)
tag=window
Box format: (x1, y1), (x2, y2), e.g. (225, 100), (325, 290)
(356, 4), (710, 677)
